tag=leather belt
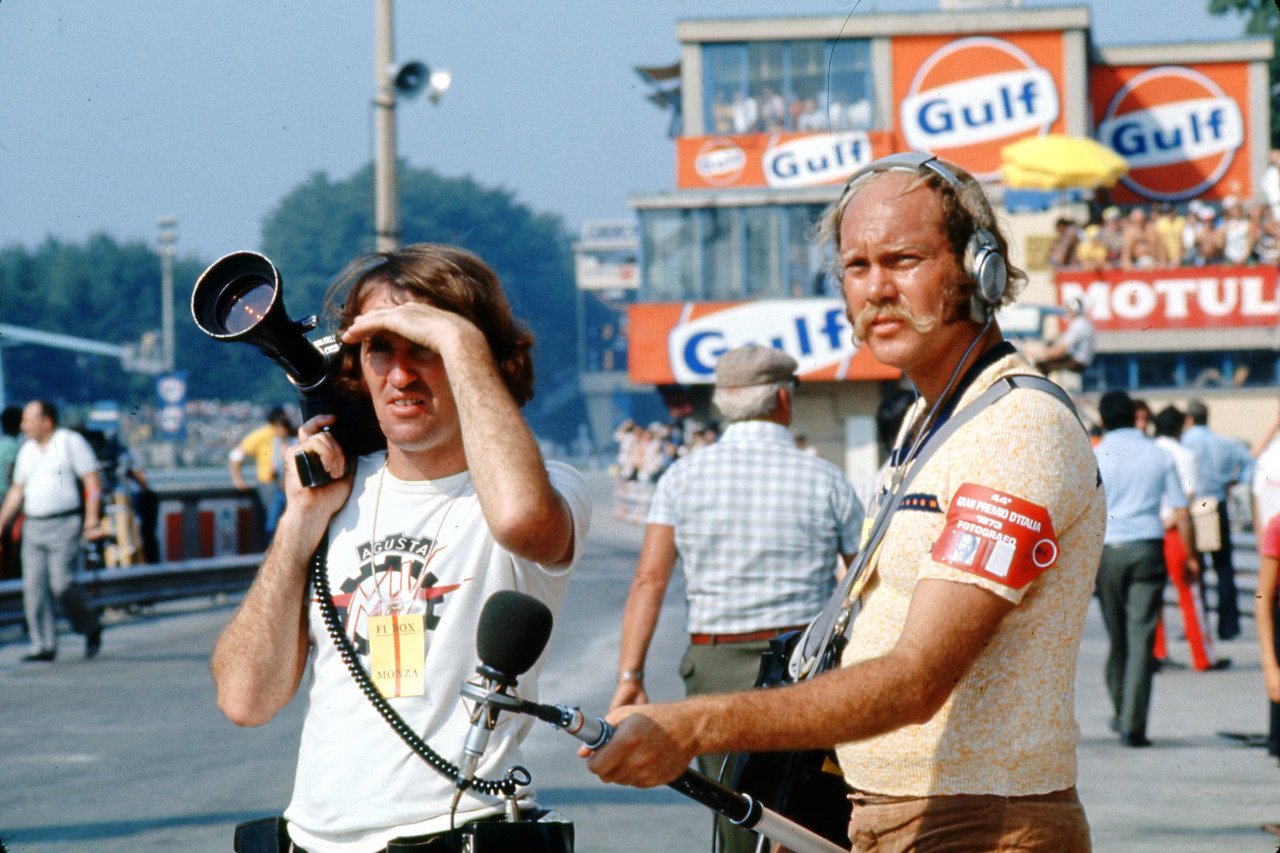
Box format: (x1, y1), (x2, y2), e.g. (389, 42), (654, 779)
(689, 626), (806, 646)
(25, 509), (82, 521)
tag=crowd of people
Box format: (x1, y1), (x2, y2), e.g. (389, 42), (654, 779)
(709, 87), (873, 135)
(611, 417), (720, 522)
(1050, 194), (1280, 272)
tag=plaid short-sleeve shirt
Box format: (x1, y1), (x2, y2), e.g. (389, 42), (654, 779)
(648, 420), (863, 634)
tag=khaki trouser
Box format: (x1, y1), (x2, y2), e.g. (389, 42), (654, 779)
(847, 786), (1090, 853)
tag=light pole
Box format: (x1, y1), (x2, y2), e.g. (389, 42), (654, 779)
(373, 0), (450, 252)
(156, 216), (178, 373)
(373, 0), (399, 252)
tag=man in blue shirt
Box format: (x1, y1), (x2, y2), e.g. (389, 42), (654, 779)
(1181, 399), (1254, 640)
(1095, 391), (1198, 746)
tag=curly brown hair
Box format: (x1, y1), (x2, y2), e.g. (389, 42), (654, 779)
(324, 244), (536, 406)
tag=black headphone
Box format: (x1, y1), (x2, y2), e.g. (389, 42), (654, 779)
(841, 152), (1008, 310)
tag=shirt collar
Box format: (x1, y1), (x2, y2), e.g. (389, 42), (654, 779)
(721, 420), (795, 446)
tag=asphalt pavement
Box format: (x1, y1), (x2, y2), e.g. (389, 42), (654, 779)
(1, 470), (1277, 852)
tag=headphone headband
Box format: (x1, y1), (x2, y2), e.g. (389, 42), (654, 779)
(840, 151), (1007, 313)
(844, 151), (963, 192)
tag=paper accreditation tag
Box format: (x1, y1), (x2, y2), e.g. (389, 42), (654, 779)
(368, 612), (426, 699)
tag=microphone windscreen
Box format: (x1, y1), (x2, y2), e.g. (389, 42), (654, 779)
(475, 590), (554, 678)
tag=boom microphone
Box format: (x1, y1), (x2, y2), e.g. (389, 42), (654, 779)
(457, 592), (554, 789)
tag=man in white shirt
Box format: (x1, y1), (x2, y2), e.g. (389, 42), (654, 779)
(211, 244), (591, 853)
(0, 400), (104, 661)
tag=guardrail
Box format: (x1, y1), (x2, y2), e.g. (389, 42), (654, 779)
(0, 553), (263, 628)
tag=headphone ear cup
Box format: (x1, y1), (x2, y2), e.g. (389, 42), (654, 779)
(966, 228), (1007, 306)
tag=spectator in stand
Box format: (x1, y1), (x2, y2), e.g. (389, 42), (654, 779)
(759, 87), (786, 131)
(798, 97), (824, 131)
(1256, 206), (1280, 266)
(1154, 203), (1186, 267)
(1152, 405), (1222, 672)
(1262, 148), (1280, 222)
(1075, 223), (1108, 271)
(1048, 217), (1081, 270)
(1221, 197), (1256, 265)
(1181, 399), (1253, 641)
(1121, 206), (1165, 269)
(788, 95), (806, 130)
(711, 89), (734, 134)
(731, 90), (759, 133)
(1100, 206), (1126, 267)
(1189, 204), (1226, 265)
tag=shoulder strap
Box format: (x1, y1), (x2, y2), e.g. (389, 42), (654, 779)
(789, 374), (1078, 679)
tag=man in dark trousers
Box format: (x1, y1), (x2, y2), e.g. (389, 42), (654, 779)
(1181, 399), (1253, 640)
(1093, 391), (1197, 746)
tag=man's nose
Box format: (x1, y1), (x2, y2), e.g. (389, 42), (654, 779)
(385, 351), (416, 384)
(852, 266), (895, 305)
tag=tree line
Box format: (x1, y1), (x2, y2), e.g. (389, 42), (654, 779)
(0, 165), (586, 445)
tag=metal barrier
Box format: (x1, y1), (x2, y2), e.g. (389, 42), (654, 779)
(0, 469), (266, 628)
(0, 552), (262, 627)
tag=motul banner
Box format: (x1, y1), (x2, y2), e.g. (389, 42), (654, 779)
(676, 130), (896, 190)
(627, 299), (899, 385)
(1055, 266), (1280, 331)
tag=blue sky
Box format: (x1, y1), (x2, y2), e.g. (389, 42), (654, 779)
(0, 1), (1253, 262)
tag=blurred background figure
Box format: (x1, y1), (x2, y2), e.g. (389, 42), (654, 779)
(228, 405), (293, 547)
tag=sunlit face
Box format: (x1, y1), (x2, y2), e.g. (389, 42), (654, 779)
(837, 172), (977, 385)
(358, 286), (462, 471)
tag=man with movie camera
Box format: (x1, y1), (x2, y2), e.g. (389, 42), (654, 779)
(211, 244), (591, 852)
(583, 154), (1106, 850)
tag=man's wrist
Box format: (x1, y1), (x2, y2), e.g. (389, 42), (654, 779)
(617, 669), (645, 683)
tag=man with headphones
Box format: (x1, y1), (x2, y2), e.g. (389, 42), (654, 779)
(582, 153), (1107, 850)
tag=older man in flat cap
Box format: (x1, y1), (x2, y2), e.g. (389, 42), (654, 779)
(608, 343), (863, 853)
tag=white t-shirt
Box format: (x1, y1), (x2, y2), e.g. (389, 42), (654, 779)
(285, 455), (591, 853)
(13, 428), (99, 517)
(1155, 435), (1199, 527)
(1253, 439), (1280, 532)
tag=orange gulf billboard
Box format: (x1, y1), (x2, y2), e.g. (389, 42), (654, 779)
(676, 130), (896, 190)
(1091, 63), (1251, 203)
(892, 32), (1068, 181)
(627, 300), (899, 385)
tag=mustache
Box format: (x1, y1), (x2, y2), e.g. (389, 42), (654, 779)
(850, 302), (940, 343)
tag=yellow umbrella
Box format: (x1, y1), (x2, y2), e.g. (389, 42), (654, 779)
(1000, 134), (1129, 190)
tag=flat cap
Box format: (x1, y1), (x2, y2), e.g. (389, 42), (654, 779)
(714, 345), (798, 388)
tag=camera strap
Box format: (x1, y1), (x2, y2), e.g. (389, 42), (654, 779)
(790, 373), (1080, 680)
(309, 543), (520, 798)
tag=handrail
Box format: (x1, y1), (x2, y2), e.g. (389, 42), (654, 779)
(0, 553), (263, 628)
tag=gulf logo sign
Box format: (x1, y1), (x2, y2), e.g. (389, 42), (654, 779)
(626, 301), (899, 385)
(1095, 65), (1246, 202)
(896, 34), (1063, 180)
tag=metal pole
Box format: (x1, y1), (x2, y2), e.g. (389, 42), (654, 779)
(156, 217), (178, 374)
(374, 0), (399, 252)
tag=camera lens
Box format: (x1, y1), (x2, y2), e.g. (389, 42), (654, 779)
(216, 274), (275, 335)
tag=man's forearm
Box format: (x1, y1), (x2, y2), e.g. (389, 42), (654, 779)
(211, 512), (321, 726)
(445, 329), (572, 564)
